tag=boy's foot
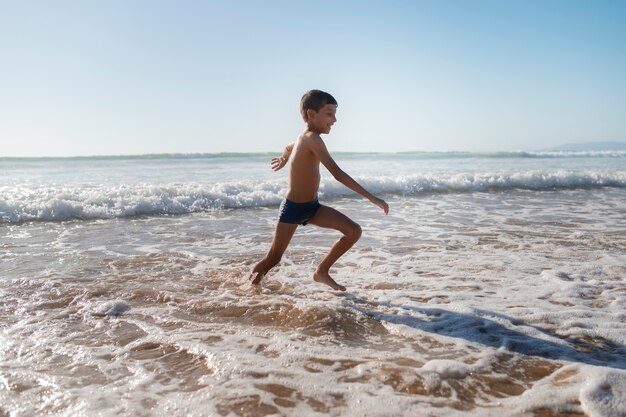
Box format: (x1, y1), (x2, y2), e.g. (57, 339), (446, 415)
(313, 271), (346, 291)
(249, 271), (264, 285)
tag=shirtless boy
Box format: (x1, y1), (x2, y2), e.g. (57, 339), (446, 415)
(249, 90), (389, 291)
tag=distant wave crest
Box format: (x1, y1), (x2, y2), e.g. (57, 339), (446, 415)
(2, 150), (625, 163)
(1, 170), (624, 223)
(388, 150), (626, 159)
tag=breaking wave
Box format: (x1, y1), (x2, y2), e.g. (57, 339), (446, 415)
(2, 170), (624, 223)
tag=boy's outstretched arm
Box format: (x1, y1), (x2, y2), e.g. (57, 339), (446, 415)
(271, 142), (294, 171)
(309, 137), (389, 214)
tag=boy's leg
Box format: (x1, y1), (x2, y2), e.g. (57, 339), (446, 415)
(250, 222), (298, 285)
(307, 205), (362, 291)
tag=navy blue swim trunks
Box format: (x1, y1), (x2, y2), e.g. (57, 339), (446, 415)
(277, 198), (321, 225)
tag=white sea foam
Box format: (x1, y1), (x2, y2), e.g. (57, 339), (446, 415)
(420, 359), (477, 379)
(580, 370), (626, 417)
(89, 300), (130, 317)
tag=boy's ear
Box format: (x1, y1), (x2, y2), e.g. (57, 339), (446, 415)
(306, 108), (316, 121)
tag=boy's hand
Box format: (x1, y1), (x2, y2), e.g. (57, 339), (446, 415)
(271, 156), (288, 171)
(371, 197), (389, 215)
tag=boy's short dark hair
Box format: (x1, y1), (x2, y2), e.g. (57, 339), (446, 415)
(300, 90), (337, 122)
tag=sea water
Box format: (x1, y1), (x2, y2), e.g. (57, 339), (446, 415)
(1, 151), (625, 416)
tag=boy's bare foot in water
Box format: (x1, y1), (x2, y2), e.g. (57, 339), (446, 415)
(249, 271), (264, 285)
(313, 270), (346, 291)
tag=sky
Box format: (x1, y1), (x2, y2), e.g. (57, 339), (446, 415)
(1, 0), (625, 157)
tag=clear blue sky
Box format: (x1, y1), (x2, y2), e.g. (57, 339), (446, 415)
(1, 0), (625, 156)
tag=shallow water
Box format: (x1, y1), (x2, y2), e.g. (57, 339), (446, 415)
(2, 185), (625, 416)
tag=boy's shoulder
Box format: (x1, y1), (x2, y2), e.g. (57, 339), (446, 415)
(299, 131), (324, 146)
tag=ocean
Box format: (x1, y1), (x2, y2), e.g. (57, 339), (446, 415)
(1, 151), (625, 416)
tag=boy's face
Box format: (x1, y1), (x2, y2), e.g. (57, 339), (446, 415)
(307, 104), (337, 134)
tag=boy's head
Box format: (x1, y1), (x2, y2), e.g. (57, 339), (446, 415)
(300, 90), (337, 122)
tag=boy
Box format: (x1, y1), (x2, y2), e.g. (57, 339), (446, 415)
(249, 90), (389, 291)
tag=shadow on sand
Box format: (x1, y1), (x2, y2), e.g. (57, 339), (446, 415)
(343, 294), (626, 370)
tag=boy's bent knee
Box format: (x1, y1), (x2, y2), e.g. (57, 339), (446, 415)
(347, 223), (362, 241)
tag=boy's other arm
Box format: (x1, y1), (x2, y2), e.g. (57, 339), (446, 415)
(309, 137), (389, 214)
(271, 142), (294, 171)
